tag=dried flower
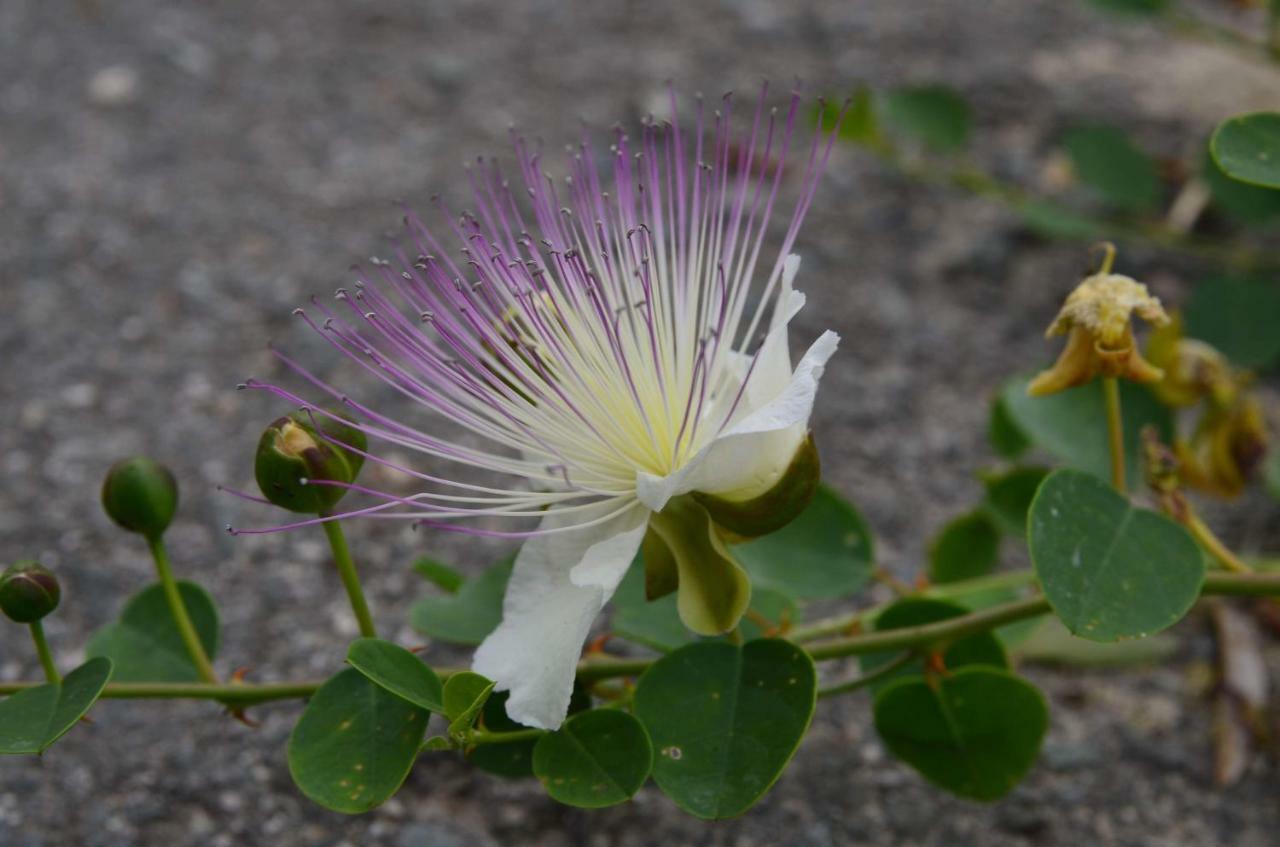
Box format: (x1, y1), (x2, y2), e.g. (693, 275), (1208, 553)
(1028, 256), (1170, 397)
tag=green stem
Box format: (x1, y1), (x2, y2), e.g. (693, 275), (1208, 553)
(1103, 377), (1126, 493)
(817, 652), (915, 700)
(469, 727), (545, 746)
(787, 568), (1040, 642)
(149, 535), (219, 685)
(5, 572), (1280, 703)
(319, 517), (377, 639)
(29, 621), (60, 684)
(806, 595), (1052, 662)
(1187, 515), (1253, 574)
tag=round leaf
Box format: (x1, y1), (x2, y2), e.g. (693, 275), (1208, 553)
(1211, 112), (1280, 190)
(533, 709), (654, 808)
(988, 395), (1031, 459)
(288, 669), (429, 814)
(882, 85), (971, 152)
(410, 558), (511, 646)
(980, 466), (1051, 538)
(999, 376), (1172, 490)
(1029, 469), (1205, 641)
(86, 581), (219, 682)
(634, 639), (816, 820)
(1184, 276), (1280, 369)
(1018, 200), (1103, 241)
(929, 512), (1000, 583)
(874, 667), (1048, 802)
(1063, 125), (1160, 212)
(860, 598), (1008, 691)
(0, 658), (114, 755)
(468, 685), (591, 778)
(1202, 147), (1280, 226)
(733, 484), (873, 601)
(442, 671), (495, 735)
(346, 638), (444, 713)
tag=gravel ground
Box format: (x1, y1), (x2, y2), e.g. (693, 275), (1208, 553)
(3, 1), (1280, 845)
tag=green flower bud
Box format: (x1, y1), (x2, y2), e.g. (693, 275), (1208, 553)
(102, 456), (179, 539)
(694, 435), (821, 539)
(0, 562), (61, 623)
(255, 411), (365, 514)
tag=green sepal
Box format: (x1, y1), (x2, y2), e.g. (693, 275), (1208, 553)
(693, 435), (820, 539)
(647, 497), (751, 636)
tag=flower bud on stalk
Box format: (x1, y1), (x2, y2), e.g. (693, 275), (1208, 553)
(102, 457), (179, 539)
(0, 562), (61, 623)
(255, 411), (367, 514)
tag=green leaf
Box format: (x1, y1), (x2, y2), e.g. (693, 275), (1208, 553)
(1018, 200), (1104, 241)
(412, 558), (464, 593)
(346, 638), (444, 713)
(533, 710), (654, 808)
(410, 557), (511, 646)
(999, 376), (1173, 490)
(1029, 469), (1205, 641)
(882, 85), (972, 152)
(1084, 0), (1169, 13)
(1202, 147), (1280, 226)
(814, 87), (878, 145)
(929, 512), (1001, 583)
(287, 669), (429, 814)
(989, 395), (1031, 459)
(860, 598), (1007, 692)
(1184, 276), (1280, 369)
(874, 667), (1048, 802)
(1063, 125), (1161, 212)
(442, 671), (495, 736)
(612, 558), (794, 651)
(733, 484), (874, 601)
(0, 658), (114, 755)
(467, 684), (591, 778)
(467, 692), (536, 777)
(981, 466), (1051, 538)
(633, 639), (816, 820)
(86, 581), (220, 682)
(1211, 112), (1280, 189)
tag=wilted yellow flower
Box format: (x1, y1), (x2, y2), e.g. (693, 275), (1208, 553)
(1028, 268), (1170, 397)
(1145, 314), (1236, 409)
(1177, 396), (1268, 498)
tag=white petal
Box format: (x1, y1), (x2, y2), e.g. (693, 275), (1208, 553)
(472, 500), (649, 729)
(636, 330), (839, 510)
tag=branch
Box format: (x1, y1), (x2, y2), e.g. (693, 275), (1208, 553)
(3, 571), (1277, 703)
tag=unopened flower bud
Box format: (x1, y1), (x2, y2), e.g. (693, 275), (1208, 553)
(1028, 253), (1170, 397)
(694, 435), (821, 538)
(0, 562), (61, 623)
(255, 411), (366, 514)
(101, 456), (179, 539)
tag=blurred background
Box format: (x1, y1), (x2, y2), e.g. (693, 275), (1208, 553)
(3, 0), (1280, 844)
